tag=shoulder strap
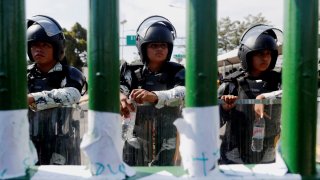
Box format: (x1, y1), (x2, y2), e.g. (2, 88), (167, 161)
(134, 68), (143, 82)
(219, 70), (246, 96)
(263, 71), (282, 90)
(61, 65), (88, 95)
(237, 76), (256, 99)
(165, 61), (184, 74)
(221, 70), (246, 83)
(120, 62), (144, 88)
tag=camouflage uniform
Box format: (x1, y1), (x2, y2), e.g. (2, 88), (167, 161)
(28, 62), (86, 165)
(120, 61), (185, 166)
(218, 71), (281, 164)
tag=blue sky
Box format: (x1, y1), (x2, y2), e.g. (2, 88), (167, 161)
(26, 0), (284, 62)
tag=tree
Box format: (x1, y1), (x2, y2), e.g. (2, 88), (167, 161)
(63, 22), (87, 70)
(218, 13), (270, 54)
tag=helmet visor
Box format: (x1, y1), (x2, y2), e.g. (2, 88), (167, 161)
(28, 16), (62, 37)
(240, 24), (283, 48)
(137, 15), (176, 39)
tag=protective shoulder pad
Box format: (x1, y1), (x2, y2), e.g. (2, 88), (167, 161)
(66, 66), (87, 95)
(27, 63), (36, 71)
(120, 61), (143, 73)
(165, 61), (185, 74)
(221, 70), (246, 83)
(68, 66), (86, 86)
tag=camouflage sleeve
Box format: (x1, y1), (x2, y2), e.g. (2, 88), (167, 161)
(218, 83), (227, 98)
(120, 62), (131, 97)
(29, 87), (81, 111)
(217, 82), (236, 126)
(153, 85), (185, 109)
(260, 90), (282, 99)
(218, 81), (238, 97)
(151, 67), (185, 109)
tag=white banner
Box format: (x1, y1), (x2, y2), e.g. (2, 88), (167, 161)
(80, 110), (135, 179)
(174, 106), (220, 177)
(0, 109), (37, 179)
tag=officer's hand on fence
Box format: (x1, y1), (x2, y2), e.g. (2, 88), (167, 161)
(120, 93), (135, 118)
(221, 95), (238, 111)
(254, 94), (265, 118)
(27, 94), (35, 106)
(254, 94), (271, 119)
(130, 89), (158, 104)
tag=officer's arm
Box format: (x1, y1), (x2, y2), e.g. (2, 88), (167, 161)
(152, 69), (185, 109)
(259, 90), (282, 99)
(29, 66), (85, 111)
(218, 82), (237, 126)
(119, 62), (136, 117)
(152, 86), (185, 109)
(28, 87), (81, 111)
(120, 62), (131, 97)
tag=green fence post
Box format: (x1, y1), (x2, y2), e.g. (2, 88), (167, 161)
(0, 1), (37, 179)
(0, 0), (26, 109)
(175, 0), (218, 177)
(88, 0), (119, 112)
(282, 0), (318, 176)
(81, 0), (134, 178)
(186, 0), (217, 107)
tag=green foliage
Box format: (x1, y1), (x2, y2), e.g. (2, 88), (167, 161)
(63, 22), (87, 70)
(218, 13), (270, 54)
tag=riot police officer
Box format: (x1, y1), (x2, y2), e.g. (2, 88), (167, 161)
(218, 24), (283, 164)
(27, 15), (87, 165)
(120, 15), (185, 166)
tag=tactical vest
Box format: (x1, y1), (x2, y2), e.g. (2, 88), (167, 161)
(27, 64), (85, 165)
(219, 70), (281, 164)
(120, 61), (185, 166)
(27, 64), (86, 94)
(120, 61), (185, 93)
(27, 64), (66, 93)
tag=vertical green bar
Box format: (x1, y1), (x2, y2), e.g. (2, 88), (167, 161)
(88, 0), (119, 112)
(282, 0), (318, 175)
(186, 0), (217, 107)
(0, 0), (26, 110)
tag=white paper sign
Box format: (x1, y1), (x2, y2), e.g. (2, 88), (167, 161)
(0, 109), (38, 179)
(80, 111), (136, 179)
(174, 106), (220, 177)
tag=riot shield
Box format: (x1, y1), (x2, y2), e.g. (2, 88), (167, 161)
(28, 105), (86, 165)
(219, 99), (281, 164)
(123, 104), (182, 166)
